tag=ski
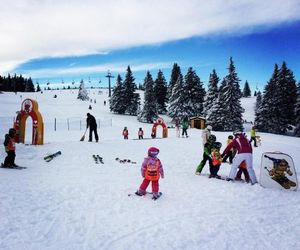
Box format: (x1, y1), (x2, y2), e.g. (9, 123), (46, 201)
(97, 155), (104, 164)
(93, 155), (99, 164)
(1, 163), (27, 170)
(44, 151), (61, 162)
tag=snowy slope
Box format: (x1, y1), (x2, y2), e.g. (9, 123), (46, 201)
(0, 91), (299, 250)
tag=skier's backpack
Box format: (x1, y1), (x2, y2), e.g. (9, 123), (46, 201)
(260, 152), (298, 191)
(145, 159), (160, 181)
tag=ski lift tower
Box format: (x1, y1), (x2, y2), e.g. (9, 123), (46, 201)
(106, 70), (115, 97)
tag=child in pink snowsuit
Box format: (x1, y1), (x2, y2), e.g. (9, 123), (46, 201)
(136, 147), (164, 199)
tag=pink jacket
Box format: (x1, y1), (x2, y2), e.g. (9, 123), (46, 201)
(223, 134), (252, 155)
(141, 156), (164, 179)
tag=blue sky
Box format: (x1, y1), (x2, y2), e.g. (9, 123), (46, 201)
(1, 0), (300, 92)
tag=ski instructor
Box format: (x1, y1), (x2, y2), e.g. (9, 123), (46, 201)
(86, 113), (99, 142)
(222, 131), (257, 185)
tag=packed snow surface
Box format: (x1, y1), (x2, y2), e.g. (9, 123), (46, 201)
(0, 90), (299, 250)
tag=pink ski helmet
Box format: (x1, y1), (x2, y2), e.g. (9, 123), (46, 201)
(148, 147), (159, 157)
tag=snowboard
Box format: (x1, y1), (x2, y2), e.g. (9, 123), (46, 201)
(44, 151), (61, 162)
(93, 155), (104, 164)
(260, 152), (298, 191)
(128, 191), (162, 200)
(1, 163), (27, 170)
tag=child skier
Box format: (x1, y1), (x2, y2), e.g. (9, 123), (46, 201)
(138, 128), (144, 139)
(195, 134), (216, 175)
(122, 127), (129, 139)
(222, 135), (235, 164)
(135, 147), (164, 199)
(235, 160), (250, 183)
(2, 128), (18, 168)
(209, 142), (222, 178)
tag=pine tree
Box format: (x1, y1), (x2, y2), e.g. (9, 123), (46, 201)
(138, 71), (158, 123)
(123, 66), (140, 115)
(154, 70), (168, 114)
(109, 74), (127, 114)
(168, 75), (188, 119)
(77, 80), (89, 101)
(220, 57), (244, 131)
(168, 63), (182, 99)
(206, 93), (226, 131)
(36, 83), (41, 92)
(203, 69), (219, 117)
(294, 82), (300, 137)
(275, 62), (297, 131)
(242, 80), (251, 97)
(184, 67), (206, 117)
(25, 78), (35, 92)
(254, 91), (262, 114)
(255, 64), (279, 132)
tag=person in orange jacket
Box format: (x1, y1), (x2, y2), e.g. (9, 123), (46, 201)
(135, 147), (164, 199)
(122, 127), (129, 139)
(3, 128), (18, 168)
(209, 142), (222, 178)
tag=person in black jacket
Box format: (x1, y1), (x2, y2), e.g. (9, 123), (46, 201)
(86, 113), (99, 142)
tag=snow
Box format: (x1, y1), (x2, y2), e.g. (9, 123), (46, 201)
(0, 90), (300, 250)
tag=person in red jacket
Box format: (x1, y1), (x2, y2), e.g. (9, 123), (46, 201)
(138, 128), (144, 139)
(122, 127), (129, 139)
(235, 160), (250, 183)
(135, 147), (164, 199)
(3, 128), (18, 168)
(222, 131), (257, 184)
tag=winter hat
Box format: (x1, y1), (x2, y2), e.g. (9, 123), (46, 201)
(148, 147), (159, 157)
(207, 125), (212, 130)
(9, 128), (16, 135)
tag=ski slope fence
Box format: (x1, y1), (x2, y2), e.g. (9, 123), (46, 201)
(0, 117), (112, 132)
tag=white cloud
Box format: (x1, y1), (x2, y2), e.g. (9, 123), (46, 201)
(1, 0), (300, 74)
(20, 61), (172, 79)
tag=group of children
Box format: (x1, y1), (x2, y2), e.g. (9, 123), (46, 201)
(196, 131), (251, 182)
(122, 127), (144, 140)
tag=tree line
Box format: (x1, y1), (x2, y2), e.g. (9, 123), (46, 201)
(110, 58), (300, 137)
(0, 74), (35, 92)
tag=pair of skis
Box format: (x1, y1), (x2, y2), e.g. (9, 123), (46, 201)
(115, 158), (137, 164)
(93, 155), (104, 164)
(128, 191), (162, 200)
(44, 151), (61, 162)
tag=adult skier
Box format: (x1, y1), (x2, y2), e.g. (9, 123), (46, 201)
(222, 131), (257, 184)
(86, 113), (99, 142)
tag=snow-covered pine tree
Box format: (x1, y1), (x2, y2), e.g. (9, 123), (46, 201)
(203, 69), (219, 117)
(254, 91), (262, 114)
(274, 62), (297, 133)
(154, 70), (168, 114)
(255, 64), (280, 132)
(138, 71), (158, 123)
(77, 80), (89, 101)
(167, 63), (182, 99)
(206, 93), (226, 131)
(242, 80), (251, 97)
(295, 82), (300, 137)
(184, 67), (206, 117)
(168, 74), (188, 119)
(109, 74), (127, 114)
(123, 66), (140, 115)
(219, 57), (244, 131)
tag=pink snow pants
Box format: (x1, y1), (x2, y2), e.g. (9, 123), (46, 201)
(139, 178), (159, 193)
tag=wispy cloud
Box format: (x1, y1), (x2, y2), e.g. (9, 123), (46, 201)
(20, 61), (173, 78)
(1, 0), (300, 74)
